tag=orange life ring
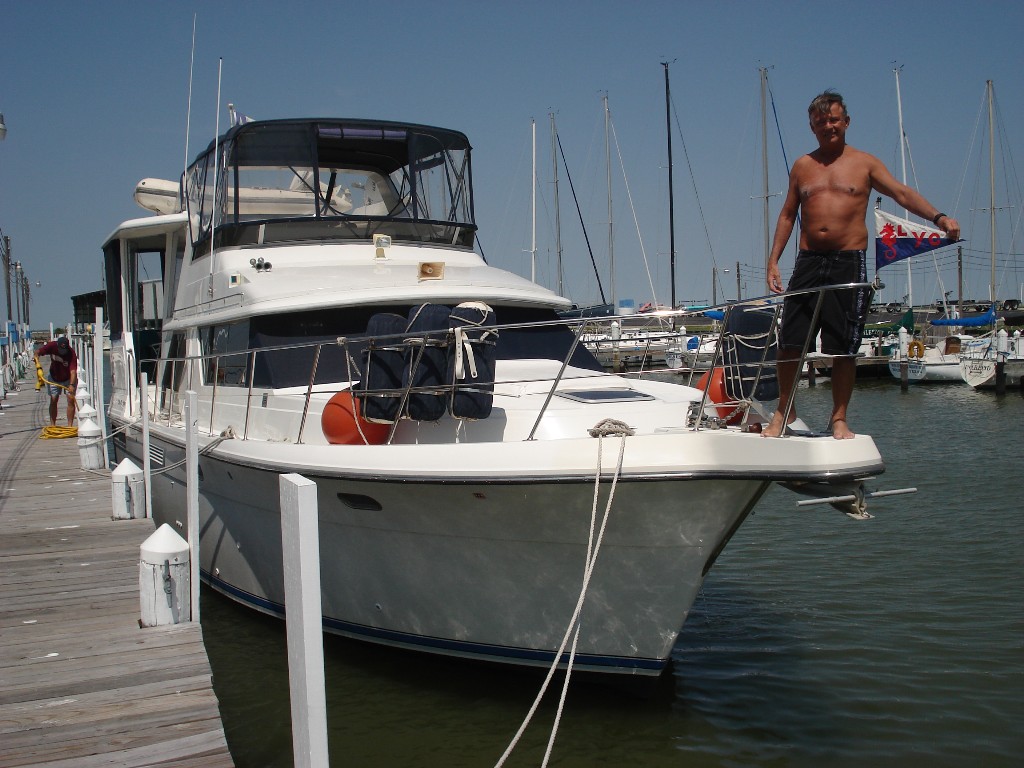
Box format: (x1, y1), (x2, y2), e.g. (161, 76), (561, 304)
(321, 391), (390, 445)
(696, 367), (742, 425)
(907, 340), (925, 359)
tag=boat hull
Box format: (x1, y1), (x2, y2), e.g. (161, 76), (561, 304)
(887, 358), (964, 383)
(959, 357), (1024, 389)
(117, 430), (770, 675)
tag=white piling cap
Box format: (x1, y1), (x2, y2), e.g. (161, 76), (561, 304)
(112, 457), (142, 478)
(77, 415), (101, 438)
(77, 402), (97, 421)
(140, 523), (190, 565)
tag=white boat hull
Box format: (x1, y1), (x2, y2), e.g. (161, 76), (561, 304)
(887, 357), (964, 382)
(959, 356), (1024, 389)
(114, 412), (881, 675)
(119, 430), (776, 674)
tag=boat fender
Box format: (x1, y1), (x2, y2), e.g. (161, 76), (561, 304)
(695, 367), (742, 425)
(322, 391), (389, 445)
(907, 340), (925, 359)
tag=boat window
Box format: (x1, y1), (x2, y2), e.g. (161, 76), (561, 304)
(103, 241), (123, 341)
(194, 306), (601, 390)
(202, 320), (251, 386)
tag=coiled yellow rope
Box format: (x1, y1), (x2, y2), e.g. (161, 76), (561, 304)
(40, 425), (79, 439)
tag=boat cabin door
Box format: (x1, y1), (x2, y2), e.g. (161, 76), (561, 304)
(103, 220), (184, 418)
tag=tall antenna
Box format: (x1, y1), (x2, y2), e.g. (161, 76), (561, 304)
(209, 57), (222, 291)
(184, 14), (196, 177)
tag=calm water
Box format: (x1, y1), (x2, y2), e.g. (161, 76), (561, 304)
(202, 378), (1023, 767)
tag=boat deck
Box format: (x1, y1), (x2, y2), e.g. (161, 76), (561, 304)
(0, 380), (234, 767)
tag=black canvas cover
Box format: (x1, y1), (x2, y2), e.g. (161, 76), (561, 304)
(359, 313), (407, 422)
(721, 307), (779, 402)
(447, 302), (498, 419)
(404, 304), (452, 421)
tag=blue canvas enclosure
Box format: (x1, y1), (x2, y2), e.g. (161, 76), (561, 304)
(448, 302), (498, 419)
(721, 306), (779, 402)
(404, 304), (452, 421)
(359, 312), (407, 422)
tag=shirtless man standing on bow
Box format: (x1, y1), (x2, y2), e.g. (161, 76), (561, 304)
(763, 90), (959, 439)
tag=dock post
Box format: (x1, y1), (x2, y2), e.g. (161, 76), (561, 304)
(184, 390), (200, 623)
(111, 458), (145, 519)
(93, 307), (109, 469)
(139, 523), (191, 626)
(141, 372), (153, 519)
(280, 473), (330, 768)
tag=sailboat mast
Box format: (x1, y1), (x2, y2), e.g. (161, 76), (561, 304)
(760, 67), (770, 278)
(987, 80), (996, 304)
(531, 118), (537, 284)
(663, 62), (676, 310)
(549, 113), (564, 296)
(604, 94), (615, 309)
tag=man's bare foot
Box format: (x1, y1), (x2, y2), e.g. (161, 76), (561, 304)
(829, 417), (855, 439)
(762, 411), (794, 438)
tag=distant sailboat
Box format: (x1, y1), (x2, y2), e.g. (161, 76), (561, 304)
(956, 80), (1024, 389)
(879, 67), (962, 383)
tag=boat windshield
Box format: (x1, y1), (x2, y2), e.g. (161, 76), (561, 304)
(185, 119), (476, 254)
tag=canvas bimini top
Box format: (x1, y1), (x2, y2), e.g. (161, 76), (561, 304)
(184, 118), (477, 254)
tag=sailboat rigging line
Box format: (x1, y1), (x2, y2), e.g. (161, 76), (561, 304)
(669, 95), (717, 269)
(766, 75), (802, 260)
(556, 134), (607, 304)
(608, 119), (659, 310)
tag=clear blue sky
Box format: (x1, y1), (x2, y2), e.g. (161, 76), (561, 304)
(2, 0), (1022, 328)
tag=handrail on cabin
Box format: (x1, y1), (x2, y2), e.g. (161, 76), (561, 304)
(130, 282), (872, 444)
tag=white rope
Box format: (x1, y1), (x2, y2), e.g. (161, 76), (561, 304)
(495, 418), (631, 768)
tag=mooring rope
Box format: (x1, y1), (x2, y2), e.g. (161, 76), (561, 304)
(495, 418), (633, 768)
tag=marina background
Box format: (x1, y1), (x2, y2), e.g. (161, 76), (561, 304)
(1, 0), (1022, 326)
(201, 378), (1022, 767)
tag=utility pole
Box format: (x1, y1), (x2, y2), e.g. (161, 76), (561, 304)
(2, 236), (11, 324)
(14, 262), (22, 327)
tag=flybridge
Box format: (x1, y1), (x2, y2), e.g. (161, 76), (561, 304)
(182, 119), (478, 252)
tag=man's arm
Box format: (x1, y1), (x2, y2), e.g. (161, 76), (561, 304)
(868, 155), (961, 240)
(766, 169), (802, 293)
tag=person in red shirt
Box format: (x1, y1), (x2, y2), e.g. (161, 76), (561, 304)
(34, 336), (78, 427)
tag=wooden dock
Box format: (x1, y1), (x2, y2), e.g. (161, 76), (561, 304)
(0, 381), (233, 767)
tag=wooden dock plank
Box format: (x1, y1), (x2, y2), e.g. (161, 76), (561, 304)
(0, 382), (234, 767)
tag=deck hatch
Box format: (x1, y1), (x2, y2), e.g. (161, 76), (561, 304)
(555, 388), (654, 404)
